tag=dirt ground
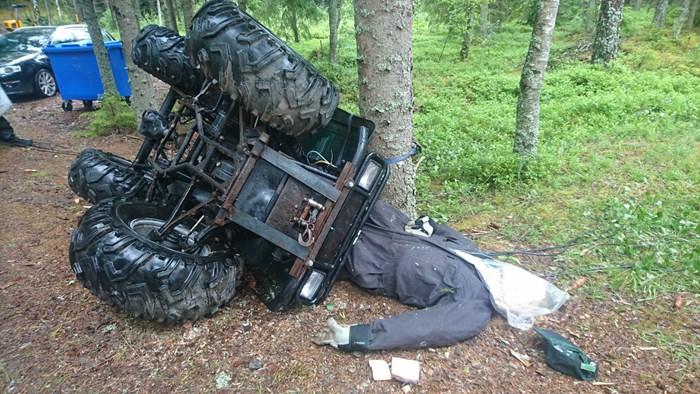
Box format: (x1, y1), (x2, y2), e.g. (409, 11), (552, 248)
(0, 94), (698, 393)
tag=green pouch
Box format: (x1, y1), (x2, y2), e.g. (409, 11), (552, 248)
(533, 327), (599, 381)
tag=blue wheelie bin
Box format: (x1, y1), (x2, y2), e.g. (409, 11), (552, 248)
(43, 41), (132, 111)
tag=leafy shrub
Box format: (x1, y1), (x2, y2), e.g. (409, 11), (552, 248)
(76, 94), (136, 137)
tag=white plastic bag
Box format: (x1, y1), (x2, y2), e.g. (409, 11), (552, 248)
(0, 85), (11, 117)
(453, 249), (570, 330)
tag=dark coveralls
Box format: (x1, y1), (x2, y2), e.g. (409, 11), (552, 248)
(339, 201), (494, 351)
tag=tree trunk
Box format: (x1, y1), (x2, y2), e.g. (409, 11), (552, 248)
(291, 12), (300, 43)
(329, 0), (341, 63)
(583, 0), (597, 32)
(165, 0), (178, 32)
(513, 0), (560, 160)
(77, 0), (117, 93)
(354, 0), (416, 217)
(653, 0), (669, 28)
(111, 0), (157, 129)
(675, 0), (691, 38)
(238, 0), (247, 12)
(461, 12), (475, 61)
(181, 0), (196, 31)
(479, 1), (489, 40)
(688, 0), (699, 28)
(156, 0), (163, 26)
(633, 0), (643, 10)
(55, 0), (62, 22)
(592, 0), (623, 64)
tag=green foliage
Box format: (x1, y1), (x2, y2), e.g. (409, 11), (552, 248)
(594, 195), (699, 296)
(75, 94), (136, 137)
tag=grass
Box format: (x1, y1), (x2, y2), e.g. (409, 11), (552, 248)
(290, 7), (700, 300)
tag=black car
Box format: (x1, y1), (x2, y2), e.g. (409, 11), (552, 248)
(0, 25), (115, 98)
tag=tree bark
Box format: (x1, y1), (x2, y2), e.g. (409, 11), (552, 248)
(513, 0), (560, 160)
(633, 0), (643, 10)
(675, 0), (691, 39)
(329, 0), (341, 63)
(156, 0), (163, 26)
(111, 0), (157, 129)
(583, 0), (597, 32)
(291, 12), (300, 43)
(77, 0), (117, 93)
(181, 0), (196, 31)
(479, 1), (489, 40)
(688, 0), (699, 28)
(592, 0), (623, 64)
(653, 0), (669, 28)
(164, 0), (178, 32)
(461, 12), (475, 61)
(354, 0), (416, 216)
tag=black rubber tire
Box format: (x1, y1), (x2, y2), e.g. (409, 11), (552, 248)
(68, 149), (148, 204)
(132, 25), (205, 96)
(69, 199), (243, 323)
(186, 0), (339, 137)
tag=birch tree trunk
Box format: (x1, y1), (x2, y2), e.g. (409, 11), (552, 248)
(480, 1), (489, 40)
(55, 0), (62, 22)
(513, 0), (560, 160)
(675, 0), (691, 38)
(354, 0), (416, 216)
(111, 0), (157, 128)
(653, 0), (669, 27)
(77, 0), (117, 93)
(156, 0), (162, 25)
(592, 0), (624, 64)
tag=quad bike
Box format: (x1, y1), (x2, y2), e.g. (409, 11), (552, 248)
(67, 0), (389, 323)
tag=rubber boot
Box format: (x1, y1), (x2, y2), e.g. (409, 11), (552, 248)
(0, 116), (32, 147)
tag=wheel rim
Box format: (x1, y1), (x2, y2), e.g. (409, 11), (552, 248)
(129, 218), (213, 256)
(37, 71), (57, 96)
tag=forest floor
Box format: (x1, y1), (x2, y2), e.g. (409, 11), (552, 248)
(0, 95), (698, 393)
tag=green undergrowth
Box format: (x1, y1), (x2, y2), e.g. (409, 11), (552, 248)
(72, 93), (136, 137)
(292, 9), (700, 298)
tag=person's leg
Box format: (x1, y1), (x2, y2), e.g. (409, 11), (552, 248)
(0, 116), (32, 147)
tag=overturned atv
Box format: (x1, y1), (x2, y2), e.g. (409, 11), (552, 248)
(68, 0), (388, 323)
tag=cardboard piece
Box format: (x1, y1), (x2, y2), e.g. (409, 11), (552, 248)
(369, 359), (392, 381)
(391, 357), (420, 384)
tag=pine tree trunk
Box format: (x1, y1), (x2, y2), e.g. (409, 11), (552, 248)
(181, 0), (196, 31)
(329, 0), (340, 63)
(77, 0), (117, 93)
(110, 0), (157, 129)
(653, 0), (669, 28)
(675, 0), (691, 38)
(513, 0), (560, 160)
(165, 0), (178, 32)
(354, 0), (416, 216)
(592, 0), (624, 64)
(688, 0), (699, 28)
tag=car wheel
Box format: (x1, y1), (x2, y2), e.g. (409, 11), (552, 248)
(34, 69), (57, 97)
